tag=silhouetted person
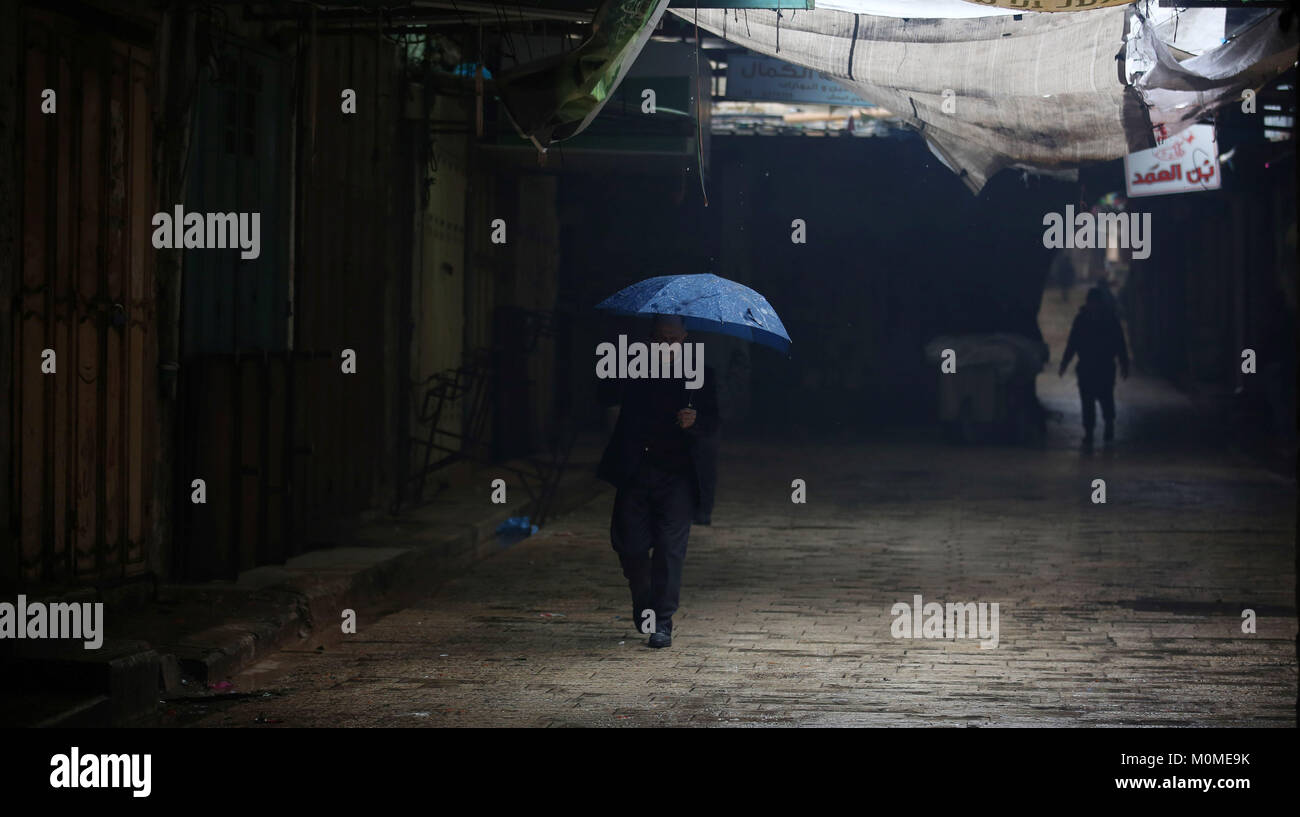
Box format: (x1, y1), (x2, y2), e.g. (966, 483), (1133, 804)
(1059, 287), (1129, 444)
(597, 315), (719, 649)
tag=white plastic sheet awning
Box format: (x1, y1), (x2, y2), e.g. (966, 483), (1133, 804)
(817, 1), (1019, 17)
(675, 4), (1297, 192)
(820, 1), (1133, 18)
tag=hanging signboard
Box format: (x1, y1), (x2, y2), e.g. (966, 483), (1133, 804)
(725, 55), (865, 106)
(1124, 123), (1222, 198)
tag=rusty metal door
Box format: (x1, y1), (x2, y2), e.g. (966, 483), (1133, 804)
(12, 10), (156, 583)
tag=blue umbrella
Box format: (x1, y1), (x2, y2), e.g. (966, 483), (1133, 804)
(595, 274), (792, 354)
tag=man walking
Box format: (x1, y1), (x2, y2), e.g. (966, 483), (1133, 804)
(597, 315), (719, 648)
(1059, 287), (1130, 445)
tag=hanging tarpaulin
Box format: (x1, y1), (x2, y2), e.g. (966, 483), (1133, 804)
(818, 0), (1126, 16)
(826, 0), (1133, 15)
(494, 0), (672, 148)
(676, 4), (1296, 193)
(677, 6), (1140, 193)
(818, 0), (1018, 16)
(1128, 6), (1299, 144)
(956, 0), (1135, 10)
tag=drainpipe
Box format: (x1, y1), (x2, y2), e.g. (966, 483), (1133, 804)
(151, 1), (200, 579)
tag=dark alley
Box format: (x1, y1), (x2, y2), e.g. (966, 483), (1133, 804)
(166, 286), (1296, 727)
(1, 1), (1298, 793)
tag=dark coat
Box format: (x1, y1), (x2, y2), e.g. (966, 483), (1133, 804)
(1062, 301), (1129, 386)
(597, 366), (719, 525)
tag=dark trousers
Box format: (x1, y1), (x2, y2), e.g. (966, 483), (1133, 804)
(1078, 368), (1116, 433)
(610, 461), (695, 626)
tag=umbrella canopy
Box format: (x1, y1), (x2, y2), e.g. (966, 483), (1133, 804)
(595, 273), (791, 355)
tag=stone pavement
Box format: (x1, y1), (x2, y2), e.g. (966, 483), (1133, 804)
(179, 287), (1295, 727)
(181, 427), (1295, 726)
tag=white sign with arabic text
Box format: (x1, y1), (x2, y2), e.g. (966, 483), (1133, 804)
(1124, 124), (1221, 198)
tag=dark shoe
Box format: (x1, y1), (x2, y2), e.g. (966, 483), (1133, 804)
(647, 619), (673, 649)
